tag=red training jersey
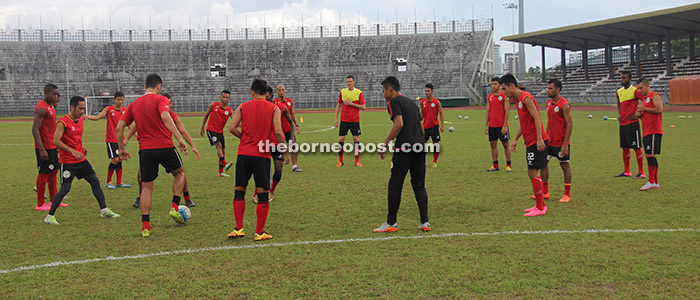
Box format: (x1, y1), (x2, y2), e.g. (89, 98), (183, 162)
(617, 86), (645, 126)
(420, 98), (441, 128)
(57, 115), (86, 164)
(105, 105), (125, 143)
(120, 93), (175, 150)
(338, 88), (365, 123)
(277, 97), (295, 132)
(34, 100), (57, 150)
(546, 97), (570, 147)
(206, 102), (233, 133)
(487, 92), (508, 127)
(516, 91), (549, 147)
(237, 99), (279, 158)
(641, 91), (663, 136)
(273, 98), (290, 133)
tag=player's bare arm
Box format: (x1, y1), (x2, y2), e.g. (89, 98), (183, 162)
(379, 115), (403, 160)
(334, 102), (341, 127)
(511, 128), (523, 152)
(562, 103), (573, 156)
(115, 120), (130, 161)
(175, 117), (200, 160)
(200, 102), (214, 136)
(87, 107), (109, 121)
(438, 102), (445, 132)
(524, 97), (546, 151)
(32, 108), (48, 160)
(283, 108), (296, 143)
(502, 97), (510, 135)
(638, 94), (664, 114)
(272, 108), (286, 145)
(161, 111), (187, 155)
(484, 100), (490, 134)
(228, 107), (243, 138)
(54, 121), (84, 161)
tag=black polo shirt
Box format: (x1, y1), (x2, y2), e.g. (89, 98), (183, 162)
(387, 95), (425, 152)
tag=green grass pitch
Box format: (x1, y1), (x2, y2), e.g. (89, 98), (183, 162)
(1, 108), (699, 298)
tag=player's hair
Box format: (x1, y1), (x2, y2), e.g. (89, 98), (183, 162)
(636, 77), (649, 86)
(221, 89), (230, 95)
(266, 85), (274, 95)
(499, 73), (518, 87)
(346, 75), (355, 81)
(425, 83), (434, 90)
(70, 96), (85, 107)
(114, 91), (125, 98)
(491, 77), (500, 83)
(145, 74), (163, 88)
(381, 76), (401, 92)
(44, 84), (58, 94)
(548, 79), (563, 91)
(250, 78), (268, 96)
(621, 71), (632, 79)
(161, 92), (172, 100)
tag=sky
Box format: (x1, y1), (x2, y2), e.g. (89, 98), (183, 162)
(0, 0), (697, 69)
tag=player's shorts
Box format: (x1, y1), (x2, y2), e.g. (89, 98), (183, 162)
(424, 126), (441, 143)
(643, 134), (662, 155)
(271, 147), (285, 161)
(619, 122), (642, 149)
(206, 130), (225, 148)
(106, 142), (120, 159)
(234, 155), (271, 189)
(284, 131), (292, 143)
(59, 160), (96, 184)
(35, 148), (59, 174)
(488, 126), (510, 142)
(339, 121), (361, 136)
(526, 140), (549, 170)
(546, 144), (570, 162)
(138, 147), (183, 182)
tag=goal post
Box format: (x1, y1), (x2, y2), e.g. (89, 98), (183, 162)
(85, 95), (141, 117)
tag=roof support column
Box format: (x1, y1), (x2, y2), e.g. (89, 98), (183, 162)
(583, 39), (589, 80)
(541, 45), (546, 82)
(635, 33), (641, 77)
(561, 43), (567, 81)
(629, 39), (635, 64)
(607, 36), (613, 78)
(657, 35), (663, 63)
(665, 28), (672, 76)
(690, 32), (695, 60)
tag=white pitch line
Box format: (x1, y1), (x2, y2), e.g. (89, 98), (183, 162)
(1, 228), (696, 275)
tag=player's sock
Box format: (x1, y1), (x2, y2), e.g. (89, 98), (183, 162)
(354, 142), (360, 163)
(530, 177), (545, 210)
(47, 172), (57, 204)
(634, 149), (644, 174)
(172, 195), (181, 210)
(116, 162), (123, 185)
(564, 183), (572, 196)
(233, 190), (246, 230)
(338, 142), (344, 162)
(184, 191), (191, 201)
(256, 193), (270, 234)
(142, 215), (151, 230)
(646, 157), (658, 184)
(271, 179), (280, 193)
(622, 148), (631, 173)
(493, 161), (499, 169)
(433, 151), (439, 163)
(543, 181), (549, 195)
(107, 163), (117, 183)
(219, 157), (225, 174)
(36, 174), (47, 206)
(507, 161), (511, 167)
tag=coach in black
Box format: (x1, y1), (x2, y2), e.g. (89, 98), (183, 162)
(375, 76), (430, 233)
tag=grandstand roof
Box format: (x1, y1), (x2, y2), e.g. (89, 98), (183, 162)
(501, 3), (700, 51)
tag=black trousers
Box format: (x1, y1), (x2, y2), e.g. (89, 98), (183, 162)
(387, 151), (429, 225)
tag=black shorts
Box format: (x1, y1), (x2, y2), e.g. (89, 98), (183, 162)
(546, 145), (570, 162)
(271, 148), (285, 161)
(424, 126), (441, 143)
(284, 131), (292, 143)
(206, 130), (225, 148)
(138, 147), (183, 182)
(60, 160), (96, 184)
(526, 141), (549, 170)
(106, 142), (120, 159)
(619, 122), (642, 149)
(339, 121), (361, 136)
(488, 127), (510, 142)
(643, 134), (662, 155)
(234, 155), (271, 189)
(35, 148), (59, 174)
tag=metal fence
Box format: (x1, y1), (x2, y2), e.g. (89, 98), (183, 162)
(0, 19), (492, 42)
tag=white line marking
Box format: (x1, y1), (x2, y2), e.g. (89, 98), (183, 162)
(1, 228), (696, 274)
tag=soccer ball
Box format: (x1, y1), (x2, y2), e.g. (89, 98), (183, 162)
(464, 116), (469, 120)
(588, 115), (593, 119)
(448, 126), (455, 132)
(178, 205), (191, 222)
(458, 115), (462, 119)
(515, 116), (519, 120)
(603, 116), (608, 120)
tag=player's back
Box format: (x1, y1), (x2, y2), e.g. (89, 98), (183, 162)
(238, 99), (278, 158)
(121, 93), (174, 150)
